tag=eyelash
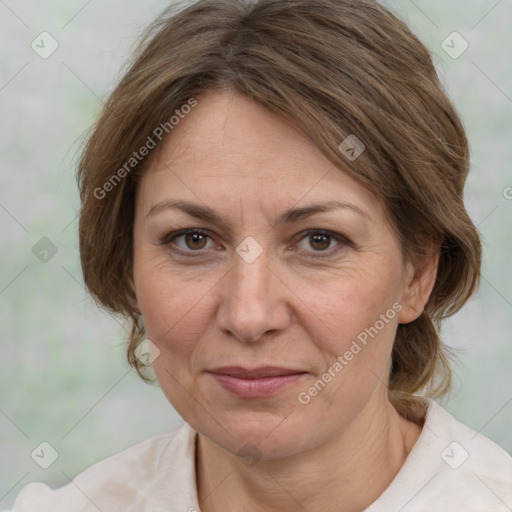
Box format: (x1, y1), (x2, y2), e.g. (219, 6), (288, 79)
(158, 228), (351, 259)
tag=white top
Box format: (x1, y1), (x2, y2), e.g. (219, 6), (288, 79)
(6, 399), (512, 511)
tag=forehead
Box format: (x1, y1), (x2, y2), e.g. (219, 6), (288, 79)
(152, 90), (327, 175)
(138, 89), (380, 218)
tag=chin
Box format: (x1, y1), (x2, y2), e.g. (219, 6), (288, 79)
(198, 407), (315, 461)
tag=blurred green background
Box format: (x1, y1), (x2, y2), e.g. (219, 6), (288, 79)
(1, 0), (511, 508)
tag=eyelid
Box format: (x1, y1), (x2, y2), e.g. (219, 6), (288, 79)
(291, 229), (350, 258)
(159, 228), (218, 255)
(159, 228), (351, 257)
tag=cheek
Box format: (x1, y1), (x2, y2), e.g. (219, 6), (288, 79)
(296, 267), (401, 389)
(133, 256), (215, 358)
(301, 267), (399, 338)
(298, 282), (400, 409)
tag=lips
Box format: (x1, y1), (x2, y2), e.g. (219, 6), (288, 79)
(207, 366), (307, 398)
(209, 366), (304, 379)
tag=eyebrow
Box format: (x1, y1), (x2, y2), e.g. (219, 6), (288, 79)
(146, 199), (370, 228)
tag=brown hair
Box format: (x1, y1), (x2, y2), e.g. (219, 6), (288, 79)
(77, 0), (481, 409)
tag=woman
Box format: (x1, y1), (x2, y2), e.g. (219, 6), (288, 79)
(8, 0), (512, 510)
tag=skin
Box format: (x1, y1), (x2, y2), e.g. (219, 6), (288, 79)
(133, 89), (439, 512)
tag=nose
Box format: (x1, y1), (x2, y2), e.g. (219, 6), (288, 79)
(215, 251), (291, 343)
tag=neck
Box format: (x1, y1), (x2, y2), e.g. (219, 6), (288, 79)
(196, 396), (423, 512)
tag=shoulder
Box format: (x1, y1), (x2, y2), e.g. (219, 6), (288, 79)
(368, 398), (512, 512)
(426, 399), (512, 494)
(429, 401), (512, 511)
(411, 399), (510, 510)
(7, 423), (199, 512)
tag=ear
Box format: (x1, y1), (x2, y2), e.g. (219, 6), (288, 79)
(397, 243), (440, 324)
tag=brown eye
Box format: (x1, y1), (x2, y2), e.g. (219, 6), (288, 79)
(162, 230), (214, 253)
(294, 229), (348, 258)
(183, 232), (209, 250)
(309, 233), (331, 251)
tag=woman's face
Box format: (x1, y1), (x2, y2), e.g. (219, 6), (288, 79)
(133, 90), (423, 459)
